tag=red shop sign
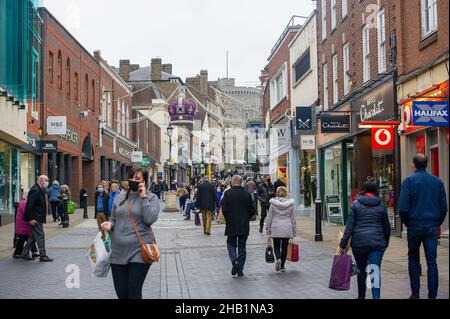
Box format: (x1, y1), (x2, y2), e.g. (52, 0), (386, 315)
(372, 127), (395, 150)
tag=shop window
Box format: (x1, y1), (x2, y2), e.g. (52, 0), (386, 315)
(48, 51), (54, 84)
(85, 74), (89, 108)
(377, 9), (386, 74)
(362, 25), (370, 83)
(421, 0), (438, 38)
(57, 50), (62, 90)
(66, 58), (71, 97)
(91, 79), (95, 112)
(74, 72), (79, 101)
(322, 0), (327, 41)
(293, 49), (310, 83)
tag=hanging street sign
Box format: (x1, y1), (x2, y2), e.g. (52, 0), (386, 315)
(296, 107), (313, 131)
(131, 151), (143, 163)
(412, 101), (449, 127)
(47, 116), (67, 135)
(372, 127), (394, 150)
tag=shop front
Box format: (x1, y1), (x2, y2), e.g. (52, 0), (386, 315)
(319, 75), (398, 226)
(269, 121), (291, 192)
(400, 80), (449, 233)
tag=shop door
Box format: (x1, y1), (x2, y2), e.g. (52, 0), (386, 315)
(431, 148), (439, 177)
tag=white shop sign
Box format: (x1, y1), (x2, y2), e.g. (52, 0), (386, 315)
(119, 148), (131, 159)
(131, 151), (143, 163)
(47, 116), (67, 135)
(300, 135), (315, 150)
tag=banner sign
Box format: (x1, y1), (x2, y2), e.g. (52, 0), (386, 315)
(412, 101), (449, 127)
(296, 107), (313, 131)
(300, 135), (315, 150)
(47, 116), (67, 135)
(131, 151), (143, 163)
(37, 141), (58, 153)
(372, 127), (394, 150)
(321, 114), (350, 133)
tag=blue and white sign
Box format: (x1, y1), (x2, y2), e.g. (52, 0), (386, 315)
(412, 101), (449, 127)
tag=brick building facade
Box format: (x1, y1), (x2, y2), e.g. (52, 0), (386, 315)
(395, 0), (449, 234)
(39, 8), (100, 205)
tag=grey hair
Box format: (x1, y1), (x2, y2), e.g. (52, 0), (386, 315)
(231, 175), (243, 187)
(38, 175), (48, 183)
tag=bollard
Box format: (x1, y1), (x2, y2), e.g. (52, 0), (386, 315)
(315, 198), (323, 242)
(80, 189), (88, 219)
(62, 198), (69, 228)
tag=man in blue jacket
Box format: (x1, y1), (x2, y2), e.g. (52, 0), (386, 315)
(399, 154), (448, 299)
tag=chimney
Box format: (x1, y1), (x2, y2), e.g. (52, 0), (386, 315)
(151, 58), (162, 81)
(94, 50), (101, 61)
(200, 70), (208, 96)
(162, 64), (172, 75)
(119, 59), (130, 81)
(130, 64), (140, 72)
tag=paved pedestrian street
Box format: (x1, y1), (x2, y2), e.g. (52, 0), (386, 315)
(0, 207), (448, 299)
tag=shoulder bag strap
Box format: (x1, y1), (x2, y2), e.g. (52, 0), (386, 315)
(128, 200), (144, 246)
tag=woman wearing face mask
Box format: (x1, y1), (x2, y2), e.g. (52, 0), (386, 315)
(95, 182), (110, 240)
(101, 168), (160, 300)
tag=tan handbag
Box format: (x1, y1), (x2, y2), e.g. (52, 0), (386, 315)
(128, 201), (160, 263)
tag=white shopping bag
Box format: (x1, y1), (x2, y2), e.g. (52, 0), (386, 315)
(86, 232), (111, 278)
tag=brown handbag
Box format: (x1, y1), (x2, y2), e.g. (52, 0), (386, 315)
(128, 201), (160, 263)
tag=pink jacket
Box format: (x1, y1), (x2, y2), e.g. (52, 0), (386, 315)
(15, 199), (31, 235)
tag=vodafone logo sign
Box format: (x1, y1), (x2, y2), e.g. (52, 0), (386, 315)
(372, 127), (394, 150)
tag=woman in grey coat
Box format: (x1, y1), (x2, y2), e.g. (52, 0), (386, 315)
(101, 168), (159, 299)
(266, 186), (297, 272)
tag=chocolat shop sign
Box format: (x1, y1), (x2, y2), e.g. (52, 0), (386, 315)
(352, 77), (395, 126)
(321, 114), (350, 133)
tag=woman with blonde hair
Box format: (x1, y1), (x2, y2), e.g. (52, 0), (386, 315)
(266, 186), (296, 272)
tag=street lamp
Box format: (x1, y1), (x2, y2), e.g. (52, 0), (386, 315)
(167, 124), (174, 182)
(201, 142), (206, 177)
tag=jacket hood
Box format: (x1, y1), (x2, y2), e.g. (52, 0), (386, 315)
(357, 195), (382, 207)
(269, 197), (295, 209)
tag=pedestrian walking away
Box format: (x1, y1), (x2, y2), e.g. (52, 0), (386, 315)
(244, 176), (258, 221)
(58, 185), (72, 226)
(399, 154), (448, 300)
(101, 168), (160, 300)
(195, 176), (219, 235)
(266, 186), (296, 273)
(339, 180), (391, 299)
(221, 175), (256, 277)
(47, 180), (61, 222)
(21, 175), (54, 262)
(95, 181), (110, 240)
(258, 175), (275, 233)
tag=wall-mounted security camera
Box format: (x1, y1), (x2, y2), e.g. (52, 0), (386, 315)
(80, 111), (89, 118)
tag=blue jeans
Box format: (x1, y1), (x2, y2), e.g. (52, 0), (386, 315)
(227, 235), (248, 273)
(184, 202), (195, 216)
(407, 225), (439, 299)
(352, 247), (386, 299)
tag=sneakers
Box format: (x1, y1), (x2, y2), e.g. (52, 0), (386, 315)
(275, 260), (281, 272)
(237, 272), (244, 277)
(409, 294), (420, 299)
(39, 256), (54, 262)
(259, 227), (263, 234)
(280, 268), (286, 273)
(231, 261), (240, 276)
(32, 253), (40, 259)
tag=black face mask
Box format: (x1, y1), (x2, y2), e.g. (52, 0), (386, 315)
(129, 180), (140, 192)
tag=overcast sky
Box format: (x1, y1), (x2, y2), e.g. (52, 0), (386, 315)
(43, 0), (316, 87)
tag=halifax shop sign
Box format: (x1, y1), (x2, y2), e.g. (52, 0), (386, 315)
(412, 101), (449, 127)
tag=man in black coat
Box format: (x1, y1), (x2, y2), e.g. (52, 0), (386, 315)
(195, 176), (219, 235)
(21, 175), (54, 262)
(221, 175), (256, 277)
(258, 175), (275, 233)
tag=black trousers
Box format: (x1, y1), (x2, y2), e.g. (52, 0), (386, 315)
(14, 235), (38, 256)
(111, 263), (150, 299)
(273, 238), (290, 268)
(50, 201), (59, 221)
(260, 206), (269, 229)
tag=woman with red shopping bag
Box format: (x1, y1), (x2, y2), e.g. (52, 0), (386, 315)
(338, 180), (391, 299)
(266, 186), (297, 273)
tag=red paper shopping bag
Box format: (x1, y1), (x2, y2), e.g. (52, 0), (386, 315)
(287, 240), (299, 262)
